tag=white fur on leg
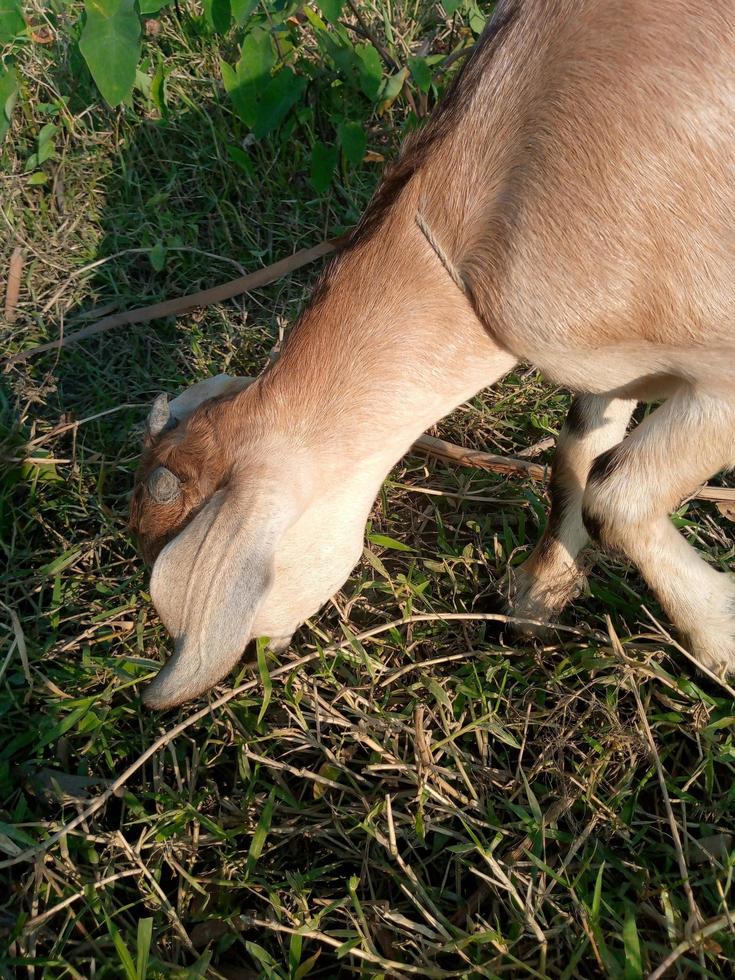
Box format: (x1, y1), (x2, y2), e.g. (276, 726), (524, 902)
(581, 390), (735, 674)
(508, 395), (636, 632)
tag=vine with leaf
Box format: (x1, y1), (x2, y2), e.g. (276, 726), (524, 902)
(2, 0), (489, 192)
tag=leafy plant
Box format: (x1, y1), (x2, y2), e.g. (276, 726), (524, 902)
(1, 0), (487, 191)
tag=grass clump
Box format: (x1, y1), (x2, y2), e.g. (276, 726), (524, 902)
(2, 1), (735, 978)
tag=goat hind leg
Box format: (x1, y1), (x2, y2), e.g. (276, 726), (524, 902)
(507, 394), (636, 634)
(582, 391), (735, 675)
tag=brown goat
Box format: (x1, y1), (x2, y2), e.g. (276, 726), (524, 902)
(131, 0), (735, 709)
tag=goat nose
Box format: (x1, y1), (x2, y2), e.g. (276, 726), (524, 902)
(148, 466), (182, 503)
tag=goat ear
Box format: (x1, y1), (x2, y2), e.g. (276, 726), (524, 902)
(167, 374), (255, 425)
(142, 485), (293, 709)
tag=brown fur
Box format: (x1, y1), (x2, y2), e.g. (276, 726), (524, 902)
(131, 0), (735, 707)
(131, 396), (236, 563)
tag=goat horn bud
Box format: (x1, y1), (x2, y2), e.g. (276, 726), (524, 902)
(148, 393), (171, 437)
(148, 466), (181, 503)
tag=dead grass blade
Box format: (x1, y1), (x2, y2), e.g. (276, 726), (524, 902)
(4, 246), (23, 323)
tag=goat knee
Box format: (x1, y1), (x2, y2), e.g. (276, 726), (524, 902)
(581, 444), (645, 552)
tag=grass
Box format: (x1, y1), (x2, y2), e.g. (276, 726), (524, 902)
(2, 2), (735, 977)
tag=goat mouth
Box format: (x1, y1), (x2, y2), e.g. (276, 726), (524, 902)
(141, 637), (273, 710)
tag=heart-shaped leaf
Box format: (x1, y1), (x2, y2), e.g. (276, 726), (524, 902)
(310, 141), (337, 193)
(79, 0), (141, 107)
(338, 120), (367, 165)
(0, 64), (18, 142)
(0, 0), (24, 43)
(203, 0), (230, 34)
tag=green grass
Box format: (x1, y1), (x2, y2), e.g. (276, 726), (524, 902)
(2, 2), (735, 978)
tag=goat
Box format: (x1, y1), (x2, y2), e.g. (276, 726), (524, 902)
(130, 0), (735, 709)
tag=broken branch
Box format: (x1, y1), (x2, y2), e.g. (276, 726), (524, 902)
(5, 238), (341, 366)
(412, 433), (733, 505)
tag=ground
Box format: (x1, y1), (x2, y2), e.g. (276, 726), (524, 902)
(1, 2), (735, 978)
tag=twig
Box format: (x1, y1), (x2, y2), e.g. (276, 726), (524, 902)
(687, 486), (735, 502)
(5, 246), (23, 323)
(439, 43), (476, 73)
(413, 433), (734, 505)
(22, 869), (140, 933)
(5, 239), (340, 366)
(639, 607), (735, 699)
(647, 913), (735, 980)
(115, 831), (196, 955)
(414, 433), (548, 481)
(345, 0), (400, 72)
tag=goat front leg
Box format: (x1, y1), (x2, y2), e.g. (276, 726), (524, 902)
(581, 390), (735, 675)
(507, 394), (636, 633)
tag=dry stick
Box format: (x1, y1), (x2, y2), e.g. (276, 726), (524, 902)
(647, 913), (735, 980)
(5, 246), (23, 323)
(22, 868), (140, 933)
(414, 433), (547, 482)
(413, 433), (734, 505)
(639, 607), (735, 700)
(4, 238), (339, 366)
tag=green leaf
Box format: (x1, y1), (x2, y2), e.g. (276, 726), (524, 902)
(256, 636), (272, 725)
(315, 0), (344, 24)
(254, 67), (305, 138)
(245, 941), (280, 973)
(302, 5), (327, 32)
(106, 918), (137, 980)
(226, 144), (254, 176)
(310, 141), (337, 193)
(0, 0), (24, 43)
(246, 788), (275, 874)
(222, 29), (275, 128)
(27, 171), (47, 185)
(520, 770), (542, 823)
(37, 122), (57, 165)
(149, 241), (166, 271)
(408, 56), (432, 93)
(289, 930), (303, 976)
(354, 43), (382, 100)
(294, 951), (321, 980)
(231, 0), (258, 24)
(203, 0), (230, 34)
(468, 3), (486, 34)
(378, 67), (408, 110)
(425, 675), (452, 710)
(442, 0), (463, 14)
(367, 533), (414, 552)
(591, 862), (605, 923)
(338, 120), (366, 165)
(79, 0), (142, 107)
(0, 65), (19, 142)
(622, 910), (643, 980)
(39, 701), (96, 746)
(150, 59), (168, 116)
(138, 0), (170, 13)
(136, 918), (153, 980)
